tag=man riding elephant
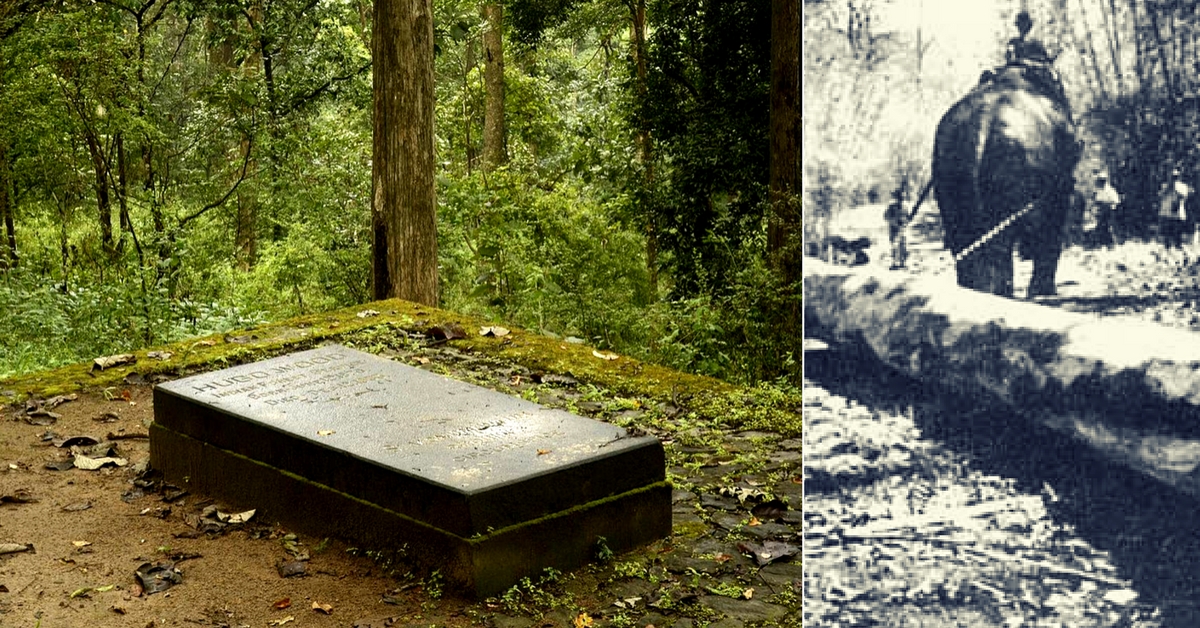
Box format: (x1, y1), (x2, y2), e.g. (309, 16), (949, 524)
(933, 11), (1080, 297)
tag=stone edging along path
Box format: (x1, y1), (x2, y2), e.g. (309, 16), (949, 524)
(805, 256), (1200, 500)
(0, 298), (801, 627)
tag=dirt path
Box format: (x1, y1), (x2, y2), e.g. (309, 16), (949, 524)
(805, 239), (1200, 627)
(0, 338), (800, 627)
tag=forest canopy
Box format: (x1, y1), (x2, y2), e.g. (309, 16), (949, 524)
(0, 0), (800, 384)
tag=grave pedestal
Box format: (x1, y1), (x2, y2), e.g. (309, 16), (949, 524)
(151, 345), (671, 597)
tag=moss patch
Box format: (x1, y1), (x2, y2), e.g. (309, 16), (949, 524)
(0, 298), (800, 437)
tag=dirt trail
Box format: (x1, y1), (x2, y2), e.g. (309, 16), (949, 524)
(805, 238), (1200, 627)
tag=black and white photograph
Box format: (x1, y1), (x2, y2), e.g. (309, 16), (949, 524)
(805, 1), (1200, 626)
(0, 0), (802, 625)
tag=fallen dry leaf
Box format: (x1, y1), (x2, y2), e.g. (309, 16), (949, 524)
(74, 455), (128, 470)
(134, 561), (182, 595)
(0, 489), (37, 504)
(0, 543), (32, 555)
(72, 540), (92, 547)
(273, 598), (292, 610)
(42, 394), (78, 409)
(573, 612), (595, 628)
(92, 354), (136, 371)
(742, 587), (754, 599)
(317, 430), (335, 436)
(480, 325), (510, 337)
(592, 350), (619, 361)
(737, 540), (799, 566)
(428, 324), (467, 340)
(537, 449), (552, 456)
(216, 509), (255, 524)
(312, 601), (333, 614)
(268, 616), (295, 626)
(278, 559), (307, 578)
(750, 499), (789, 521)
(357, 309), (380, 318)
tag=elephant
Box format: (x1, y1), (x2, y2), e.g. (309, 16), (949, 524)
(932, 64), (1080, 297)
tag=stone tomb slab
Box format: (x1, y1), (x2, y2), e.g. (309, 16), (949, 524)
(151, 344), (670, 597)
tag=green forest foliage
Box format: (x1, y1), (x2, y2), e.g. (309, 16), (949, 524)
(0, 0), (798, 385)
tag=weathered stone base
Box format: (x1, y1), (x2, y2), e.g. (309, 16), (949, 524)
(150, 423), (672, 598)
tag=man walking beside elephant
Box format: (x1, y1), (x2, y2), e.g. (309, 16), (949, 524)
(1091, 173), (1121, 248)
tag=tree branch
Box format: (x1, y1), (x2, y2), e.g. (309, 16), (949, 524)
(149, 15), (193, 101)
(284, 61), (371, 114)
(146, 0), (173, 29)
(177, 135), (254, 227)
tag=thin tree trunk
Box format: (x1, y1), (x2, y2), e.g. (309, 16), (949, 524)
(57, 192), (69, 291)
(235, 134), (257, 270)
(482, 2), (507, 171)
(0, 140), (15, 269)
(1101, 0), (1124, 95)
(116, 132), (131, 237)
(85, 133), (115, 255)
(769, 0), (799, 285)
(1147, 4), (1177, 98)
(630, 0), (657, 294)
(1078, 0), (1111, 104)
(464, 37), (476, 175)
(372, 0), (439, 305)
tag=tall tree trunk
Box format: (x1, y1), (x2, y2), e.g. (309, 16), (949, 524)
(0, 140), (15, 269)
(85, 132), (115, 255)
(1147, 4), (1177, 98)
(630, 0), (657, 294)
(482, 2), (507, 171)
(235, 134), (257, 270)
(116, 132), (131, 240)
(768, 0), (799, 284)
(464, 37), (476, 175)
(1077, 1), (1111, 105)
(1100, 0), (1124, 95)
(372, 0), (439, 305)
(1128, 0), (1150, 87)
(57, 192), (69, 291)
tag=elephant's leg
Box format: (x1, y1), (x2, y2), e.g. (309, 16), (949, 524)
(1025, 199), (1067, 297)
(1028, 247), (1061, 297)
(956, 244), (1015, 297)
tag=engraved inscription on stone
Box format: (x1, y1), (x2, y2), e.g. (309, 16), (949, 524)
(188, 350), (387, 405)
(158, 345), (646, 491)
